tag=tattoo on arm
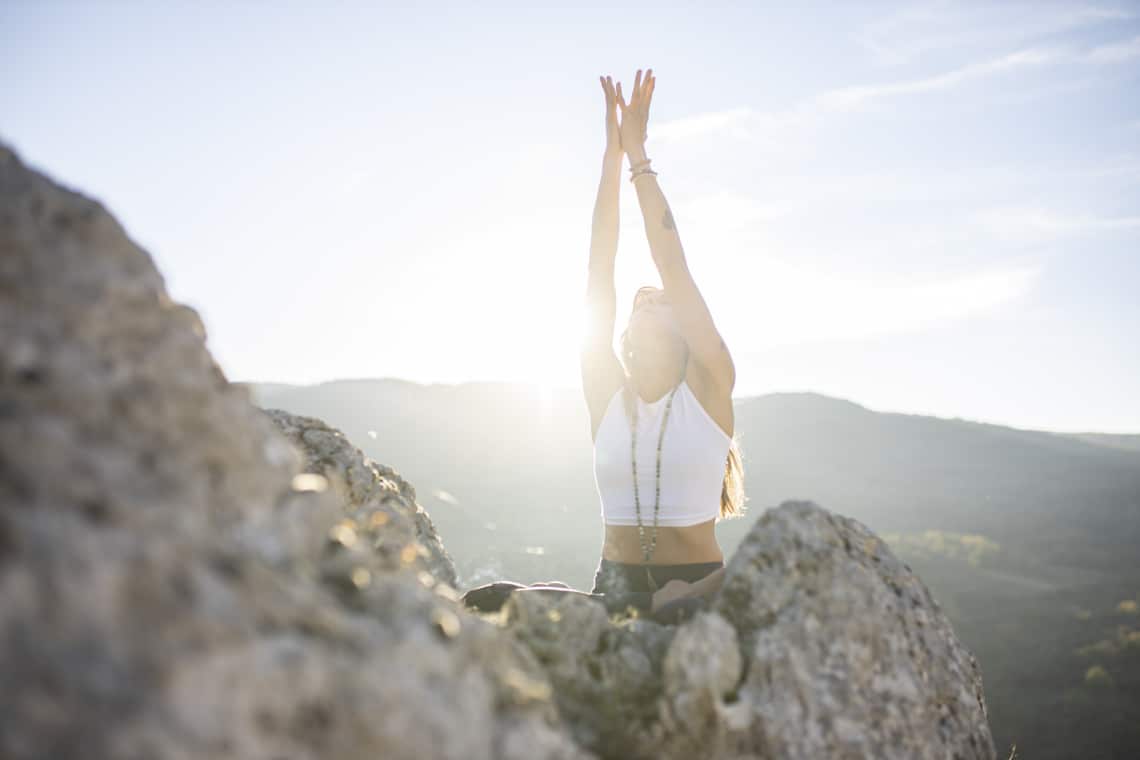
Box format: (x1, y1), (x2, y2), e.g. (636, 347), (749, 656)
(662, 205), (676, 231)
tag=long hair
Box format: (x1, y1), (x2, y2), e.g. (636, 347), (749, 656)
(617, 286), (748, 521)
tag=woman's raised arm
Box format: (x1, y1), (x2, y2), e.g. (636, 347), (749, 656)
(584, 159), (621, 345)
(618, 69), (736, 391)
(581, 76), (626, 416)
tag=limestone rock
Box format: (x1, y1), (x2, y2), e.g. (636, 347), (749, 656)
(261, 408), (458, 588)
(659, 611), (748, 757)
(497, 499), (999, 760)
(0, 140), (590, 760)
(711, 500), (997, 759)
(501, 588), (676, 758)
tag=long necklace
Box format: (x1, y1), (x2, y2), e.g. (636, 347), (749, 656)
(630, 381), (681, 593)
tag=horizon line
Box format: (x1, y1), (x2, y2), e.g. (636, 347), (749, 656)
(233, 374), (1139, 438)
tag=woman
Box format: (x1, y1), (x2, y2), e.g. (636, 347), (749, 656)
(583, 67), (747, 619)
(462, 68), (747, 623)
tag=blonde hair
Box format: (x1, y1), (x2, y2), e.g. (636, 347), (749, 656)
(617, 286), (748, 521)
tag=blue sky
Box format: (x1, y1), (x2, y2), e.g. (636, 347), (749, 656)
(3, 1), (1138, 432)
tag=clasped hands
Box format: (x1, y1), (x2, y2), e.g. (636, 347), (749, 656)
(599, 68), (655, 160)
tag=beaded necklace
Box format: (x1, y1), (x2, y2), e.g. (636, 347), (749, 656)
(630, 380), (682, 593)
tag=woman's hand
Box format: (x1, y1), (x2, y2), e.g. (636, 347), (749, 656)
(651, 578), (692, 612)
(599, 74), (622, 157)
(616, 68), (654, 155)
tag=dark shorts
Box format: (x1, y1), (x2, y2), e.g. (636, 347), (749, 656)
(589, 557), (726, 615)
(459, 557), (725, 619)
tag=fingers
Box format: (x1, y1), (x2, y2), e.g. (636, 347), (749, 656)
(624, 67), (653, 106)
(615, 66), (654, 111)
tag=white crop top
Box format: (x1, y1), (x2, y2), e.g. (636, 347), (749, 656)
(593, 379), (732, 527)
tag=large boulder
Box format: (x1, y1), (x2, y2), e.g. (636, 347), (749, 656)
(0, 140), (589, 760)
(495, 501), (996, 760)
(711, 501), (997, 759)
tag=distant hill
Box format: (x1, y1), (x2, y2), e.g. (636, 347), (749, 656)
(1058, 432), (1140, 453)
(241, 377), (1140, 759)
(241, 379), (1140, 584)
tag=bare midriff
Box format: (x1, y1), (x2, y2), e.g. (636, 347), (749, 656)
(601, 517), (724, 564)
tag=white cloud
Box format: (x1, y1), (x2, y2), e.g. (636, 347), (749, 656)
(813, 48), (1058, 112)
(653, 45), (1060, 146)
(855, 2), (1134, 66)
(648, 3), (1140, 147)
(675, 190), (794, 234)
(720, 260), (1041, 348)
(1085, 34), (1140, 63)
(1074, 154), (1140, 178)
(975, 207), (1140, 243)
(652, 107), (753, 142)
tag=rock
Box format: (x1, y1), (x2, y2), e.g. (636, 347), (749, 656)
(496, 501), (997, 760)
(260, 408), (458, 588)
(659, 611), (747, 757)
(711, 500), (997, 759)
(0, 137), (996, 760)
(0, 140), (590, 760)
(501, 589), (676, 758)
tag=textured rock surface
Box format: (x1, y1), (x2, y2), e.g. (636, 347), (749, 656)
(0, 138), (996, 760)
(712, 501), (997, 759)
(495, 503), (997, 760)
(262, 408), (458, 588)
(502, 589), (675, 757)
(499, 591), (750, 760)
(0, 141), (588, 760)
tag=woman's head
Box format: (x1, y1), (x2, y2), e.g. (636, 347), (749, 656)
(619, 286), (688, 386)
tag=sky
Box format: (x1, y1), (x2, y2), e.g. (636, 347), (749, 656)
(2, 1), (1138, 433)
